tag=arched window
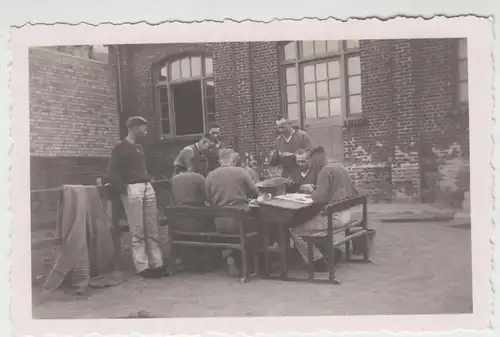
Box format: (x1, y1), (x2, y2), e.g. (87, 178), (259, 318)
(154, 55), (214, 137)
(279, 40), (361, 125)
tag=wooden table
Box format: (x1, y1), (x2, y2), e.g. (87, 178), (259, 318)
(256, 197), (313, 280)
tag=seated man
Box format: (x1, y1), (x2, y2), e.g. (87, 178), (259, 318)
(284, 149), (321, 193)
(171, 168), (209, 231)
(206, 149), (260, 276)
(171, 169), (219, 272)
(173, 133), (215, 177)
(290, 146), (359, 272)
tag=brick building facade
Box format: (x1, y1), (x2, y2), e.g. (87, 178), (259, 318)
(29, 46), (119, 189)
(109, 39), (469, 205)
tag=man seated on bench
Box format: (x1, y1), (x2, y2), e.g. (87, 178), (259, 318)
(205, 149), (260, 277)
(290, 146), (359, 272)
(171, 167), (220, 272)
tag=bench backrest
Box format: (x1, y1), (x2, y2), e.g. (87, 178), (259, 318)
(164, 206), (253, 239)
(325, 195), (367, 232)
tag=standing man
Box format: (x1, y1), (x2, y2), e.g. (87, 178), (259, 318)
(106, 116), (165, 279)
(206, 122), (224, 173)
(270, 115), (314, 177)
(173, 133), (215, 177)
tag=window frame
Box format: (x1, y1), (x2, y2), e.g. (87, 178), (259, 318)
(278, 40), (361, 128)
(455, 38), (468, 114)
(153, 53), (214, 139)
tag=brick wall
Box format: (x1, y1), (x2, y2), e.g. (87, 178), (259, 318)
(116, 40), (469, 204)
(345, 39), (469, 204)
(30, 47), (120, 157)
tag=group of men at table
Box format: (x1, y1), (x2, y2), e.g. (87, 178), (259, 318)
(106, 115), (359, 279)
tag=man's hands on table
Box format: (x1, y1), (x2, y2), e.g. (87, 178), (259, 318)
(299, 184), (315, 194)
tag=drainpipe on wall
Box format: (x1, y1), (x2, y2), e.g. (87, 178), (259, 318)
(114, 45), (125, 138)
(248, 42), (259, 173)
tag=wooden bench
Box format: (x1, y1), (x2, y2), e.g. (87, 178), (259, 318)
(299, 195), (374, 284)
(163, 206), (260, 284)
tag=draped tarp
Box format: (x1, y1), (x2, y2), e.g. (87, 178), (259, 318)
(42, 185), (121, 294)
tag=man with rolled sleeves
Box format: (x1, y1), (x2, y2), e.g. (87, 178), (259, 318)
(106, 116), (165, 278)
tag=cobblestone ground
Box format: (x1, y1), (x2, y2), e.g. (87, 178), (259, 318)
(32, 213), (472, 319)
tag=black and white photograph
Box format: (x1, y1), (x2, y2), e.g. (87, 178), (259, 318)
(9, 17), (493, 335)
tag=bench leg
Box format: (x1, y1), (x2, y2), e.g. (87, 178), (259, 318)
(278, 223), (289, 280)
(168, 243), (176, 275)
(306, 237), (314, 280)
(328, 242), (336, 283)
(240, 244), (249, 283)
(345, 229), (352, 261)
(253, 239), (260, 277)
(261, 223), (271, 277)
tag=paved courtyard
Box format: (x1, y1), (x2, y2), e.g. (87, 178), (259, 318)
(32, 208), (472, 319)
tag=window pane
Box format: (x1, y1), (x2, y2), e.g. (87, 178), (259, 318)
(205, 96), (215, 123)
(302, 41), (315, 57)
(160, 104), (169, 119)
(204, 80), (214, 97)
(205, 57), (213, 75)
(345, 40), (360, 49)
(349, 95), (362, 114)
(181, 57), (191, 78)
(303, 64), (315, 82)
(315, 63), (327, 81)
(283, 42), (297, 61)
(158, 65), (168, 82)
(171, 60), (181, 80)
(162, 118), (171, 135)
(348, 75), (361, 95)
(329, 98), (342, 116)
(305, 101), (317, 119)
(158, 86), (168, 104)
(459, 82), (468, 102)
(191, 56), (202, 77)
(328, 60), (340, 78)
(314, 41), (327, 55)
(304, 83), (316, 101)
(316, 81), (328, 99)
(459, 60), (468, 81)
(173, 81), (204, 135)
(458, 39), (467, 59)
(317, 100), (329, 118)
(286, 67), (296, 85)
(287, 103), (298, 121)
(329, 79), (341, 97)
(327, 40), (341, 52)
(286, 85), (297, 103)
(348, 56), (361, 75)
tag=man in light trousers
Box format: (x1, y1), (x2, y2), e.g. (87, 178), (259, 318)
(106, 116), (165, 279)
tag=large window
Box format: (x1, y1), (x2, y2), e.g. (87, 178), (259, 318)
(280, 40), (361, 124)
(155, 55), (215, 137)
(457, 39), (468, 110)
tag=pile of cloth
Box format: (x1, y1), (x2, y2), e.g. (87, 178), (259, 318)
(42, 185), (123, 295)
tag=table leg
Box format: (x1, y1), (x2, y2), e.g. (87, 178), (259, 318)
(278, 223), (289, 280)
